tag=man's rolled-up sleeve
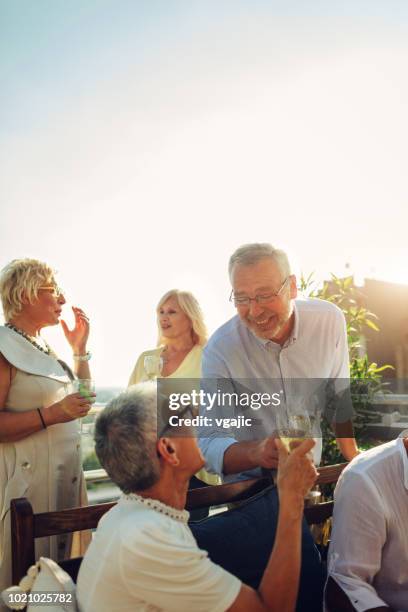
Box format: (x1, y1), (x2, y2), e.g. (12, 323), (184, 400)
(199, 436), (237, 477)
(199, 344), (237, 477)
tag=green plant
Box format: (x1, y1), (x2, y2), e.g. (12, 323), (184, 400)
(300, 273), (393, 464)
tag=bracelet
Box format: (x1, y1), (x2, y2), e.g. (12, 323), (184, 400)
(37, 408), (47, 429)
(73, 351), (92, 362)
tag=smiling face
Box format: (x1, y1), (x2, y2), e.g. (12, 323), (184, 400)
(22, 280), (66, 328)
(231, 257), (297, 343)
(158, 296), (193, 341)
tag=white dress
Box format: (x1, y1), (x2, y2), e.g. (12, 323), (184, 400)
(0, 326), (86, 599)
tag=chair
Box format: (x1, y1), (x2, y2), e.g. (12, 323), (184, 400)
(325, 577), (356, 612)
(11, 462), (347, 585)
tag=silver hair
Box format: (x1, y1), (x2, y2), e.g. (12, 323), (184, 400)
(94, 384), (160, 493)
(228, 243), (291, 280)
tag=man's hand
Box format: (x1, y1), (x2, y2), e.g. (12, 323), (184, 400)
(223, 436), (290, 475)
(251, 436), (280, 469)
(276, 438), (318, 507)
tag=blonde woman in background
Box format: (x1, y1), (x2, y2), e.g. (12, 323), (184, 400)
(128, 289), (220, 517)
(128, 289), (206, 385)
(0, 259), (93, 601)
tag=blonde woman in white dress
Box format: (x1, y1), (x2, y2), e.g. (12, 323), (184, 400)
(128, 289), (220, 510)
(0, 259), (94, 600)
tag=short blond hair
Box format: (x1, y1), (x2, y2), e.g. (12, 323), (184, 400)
(156, 289), (207, 347)
(0, 258), (56, 321)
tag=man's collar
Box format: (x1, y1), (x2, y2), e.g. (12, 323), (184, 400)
(290, 301), (299, 344)
(398, 431), (408, 490)
(250, 302), (299, 348)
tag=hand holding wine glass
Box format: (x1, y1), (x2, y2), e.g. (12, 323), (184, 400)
(71, 379), (96, 432)
(276, 399), (321, 504)
(276, 438), (318, 503)
(72, 379), (96, 404)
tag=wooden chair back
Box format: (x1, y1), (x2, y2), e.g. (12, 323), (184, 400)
(11, 462), (347, 585)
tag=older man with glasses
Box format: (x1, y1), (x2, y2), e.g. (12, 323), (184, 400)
(191, 243), (359, 611)
(199, 242), (359, 481)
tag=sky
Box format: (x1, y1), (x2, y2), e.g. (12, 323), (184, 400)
(1, 0), (408, 385)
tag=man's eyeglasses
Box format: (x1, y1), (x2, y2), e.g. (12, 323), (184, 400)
(39, 285), (64, 298)
(229, 277), (289, 307)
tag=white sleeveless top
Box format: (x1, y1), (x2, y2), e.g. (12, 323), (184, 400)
(0, 326), (86, 599)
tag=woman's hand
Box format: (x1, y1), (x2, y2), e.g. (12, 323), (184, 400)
(47, 392), (95, 423)
(60, 306), (90, 354)
(276, 438), (318, 507)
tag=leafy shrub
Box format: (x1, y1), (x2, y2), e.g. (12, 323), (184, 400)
(299, 273), (392, 464)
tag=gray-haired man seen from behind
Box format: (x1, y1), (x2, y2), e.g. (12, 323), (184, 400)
(76, 383), (319, 612)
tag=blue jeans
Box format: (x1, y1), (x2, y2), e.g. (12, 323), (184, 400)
(189, 485), (325, 612)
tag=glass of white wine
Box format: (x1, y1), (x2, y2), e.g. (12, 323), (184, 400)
(144, 355), (163, 380)
(276, 409), (313, 453)
(276, 404), (319, 503)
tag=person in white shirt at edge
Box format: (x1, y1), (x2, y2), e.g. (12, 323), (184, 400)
(200, 242), (359, 481)
(76, 384), (317, 612)
(326, 432), (408, 612)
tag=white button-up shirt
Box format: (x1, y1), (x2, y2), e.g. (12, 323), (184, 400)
(200, 297), (351, 477)
(328, 433), (408, 612)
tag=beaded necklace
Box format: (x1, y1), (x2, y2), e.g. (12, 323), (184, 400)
(5, 323), (52, 356)
(122, 492), (189, 523)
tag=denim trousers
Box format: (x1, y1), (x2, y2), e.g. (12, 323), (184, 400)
(189, 485), (325, 612)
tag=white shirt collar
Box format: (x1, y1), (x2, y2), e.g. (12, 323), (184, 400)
(0, 325), (71, 382)
(121, 492), (190, 523)
(397, 430), (408, 490)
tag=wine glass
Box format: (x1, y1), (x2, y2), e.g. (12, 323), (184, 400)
(144, 355), (163, 380)
(276, 402), (320, 503)
(71, 379), (96, 436)
(276, 405), (313, 453)
(72, 378), (96, 404)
